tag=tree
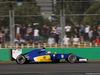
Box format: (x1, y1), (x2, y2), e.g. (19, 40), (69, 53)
(0, 1), (52, 28)
(54, 0), (91, 25)
(15, 3), (52, 28)
(83, 3), (100, 26)
(65, 0), (91, 25)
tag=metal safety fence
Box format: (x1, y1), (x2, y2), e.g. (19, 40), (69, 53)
(0, 42), (100, 49)
(0, 1), (100, 49)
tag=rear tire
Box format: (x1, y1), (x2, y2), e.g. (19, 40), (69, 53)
(67, 54), (77, 63)
(16, 55), (26, 64)
(54, 59), (60, 63)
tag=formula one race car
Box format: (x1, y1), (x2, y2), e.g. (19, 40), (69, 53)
(12, 48), (88, 64)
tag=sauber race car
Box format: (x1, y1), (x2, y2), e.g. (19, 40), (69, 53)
(12, 48), (88, 64)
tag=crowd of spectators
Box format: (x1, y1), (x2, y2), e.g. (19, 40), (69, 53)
(63, 24), (100, 45)
(0, 24), (100, 46)
(0, 26), (9, 45)
(65, 24), (100, 45)
(48, 24), (100, 45)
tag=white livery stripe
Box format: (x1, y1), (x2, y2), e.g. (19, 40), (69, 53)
(79, 59), (87, 62)
(34, 57), (39, 62)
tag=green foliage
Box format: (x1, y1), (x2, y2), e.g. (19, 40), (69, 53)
(15, 3), (40, 15)
(0, 1), (52, 28)
(86, 3), (100, 14)
(54, 0), (91, 25)
(14, 3), (52, 28)
(84, 3), (100, 26)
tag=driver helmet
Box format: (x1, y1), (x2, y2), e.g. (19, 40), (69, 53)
(47, 51), (51, 54)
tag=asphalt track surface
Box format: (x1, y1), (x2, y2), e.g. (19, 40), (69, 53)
(0, 61), (100, 75)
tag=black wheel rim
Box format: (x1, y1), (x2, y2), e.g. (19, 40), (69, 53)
(68, 54), (77, 63)
(17, 55), (25, 64)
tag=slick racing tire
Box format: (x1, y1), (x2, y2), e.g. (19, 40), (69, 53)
(16, 55), (26, 64)
(67, 54), (77, 63)
(54, 59), (60, 63)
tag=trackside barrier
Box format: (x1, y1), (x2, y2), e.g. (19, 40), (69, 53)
(13, 48), (100, 60)
(0, 48), (100, 61)
(2, 43), (100, 48)
(0, 49), (11, 61)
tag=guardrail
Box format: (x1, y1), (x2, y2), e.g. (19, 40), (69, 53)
(0, 42), (100, 49)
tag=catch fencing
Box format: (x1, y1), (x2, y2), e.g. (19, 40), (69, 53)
(0, 42), (100, 49)
(0, 1), (100, 49)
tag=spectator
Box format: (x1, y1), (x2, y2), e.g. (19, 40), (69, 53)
(58, 38), (61, 44)
(93, 26), (97, 30)
(93, 29), (98, 40)
(47, 25), (50, 33)
(97, 25), (100, 33)
(39, 40), (44, 45)
(85, 25), (90, 41)
(80, 24), (85, 37)
(71, 36), (74, 43)
(4, 27), (9, 34)
(0, 39), (3, 44)
(21, 24), (26, 39)
(73, 35), (80, 45)
(1, 26), (5, 38)
(25, 32), (29, 41)
(29, 40), (34, 46)
(55, 32), (59, 44)
(34, 28), (39, 42)
(14, 37), (19, 44)
(4, 27), (9, 41)
(88, 30), (93, 42)
(0, 31), (3, 40)
(65, 24), (71, 37)
(19, 38), (26, 45)
(48, 36), (55, 45)
(74, 24), (80, 37)
(42, 25), (49, 41)
(94, 36), (100, 44)
(63, 35), (70, 45)
(79, 36), (84, 44)
(16, 24), (21, 39)
(27, 24), (33, 40)
(1, 26), (5, 33)
(98, 32), (100, 39)
(56, 24), (61, 35)
(50, 26), (56, 38)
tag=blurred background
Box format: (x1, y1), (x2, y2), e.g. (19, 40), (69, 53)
(0, 0), (100, 49)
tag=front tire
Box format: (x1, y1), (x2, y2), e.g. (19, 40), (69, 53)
(16, 55), (26, 64)
(67, 54), (77, 63)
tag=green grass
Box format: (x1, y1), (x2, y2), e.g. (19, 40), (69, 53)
(0, 61), (16, 63)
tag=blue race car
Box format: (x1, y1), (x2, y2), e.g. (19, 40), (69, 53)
(13, 48), (87, 64)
